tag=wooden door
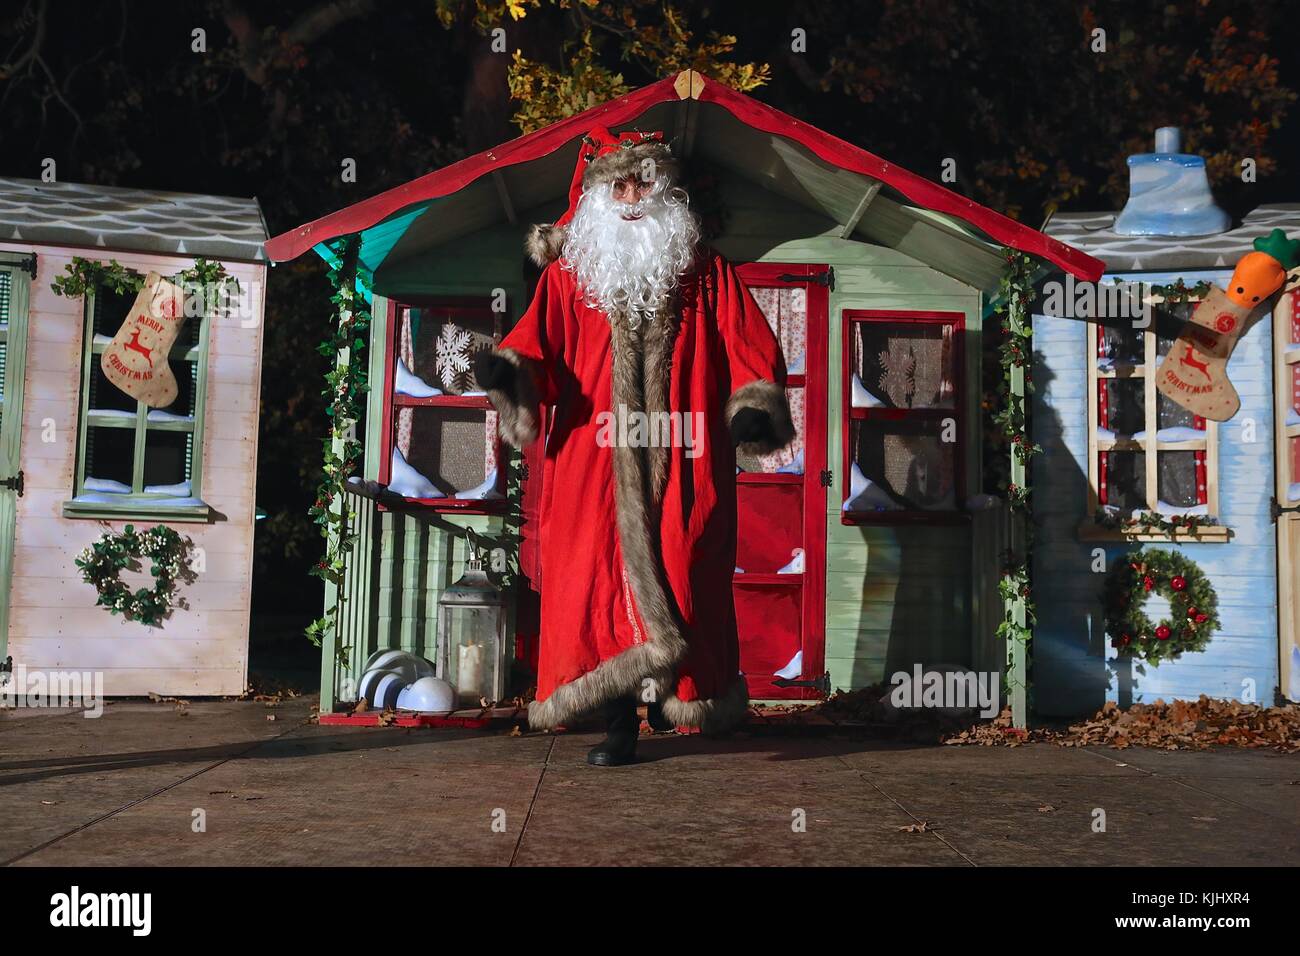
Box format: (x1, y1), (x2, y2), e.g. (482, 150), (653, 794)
(733, 263), (829, 700)
(1275, 289), (1300, 703)
(0, 254), (32, 672)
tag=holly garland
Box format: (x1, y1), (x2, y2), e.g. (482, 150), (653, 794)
(990, 249), (1040, 686)
(1094, 509), (1218, 536)
(75, 524), (190, 627)
(1103, 548), (1219, 665)
(51, 256), (241, 303)
(305, 236), (371, 651)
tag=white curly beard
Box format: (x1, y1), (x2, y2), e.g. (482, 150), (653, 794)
(561, 179), (701, 320)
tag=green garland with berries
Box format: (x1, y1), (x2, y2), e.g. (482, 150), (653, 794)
(990, 249), (1040, 703)
(50, 256), (241, 302)
(1102, 548), (1219, 665)
(1093, 509), (1218, 536)
(75, 524), (190, 627)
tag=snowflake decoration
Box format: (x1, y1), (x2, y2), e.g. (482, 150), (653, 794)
(877, 344), (917, 407)
(435, 323), (473, 391)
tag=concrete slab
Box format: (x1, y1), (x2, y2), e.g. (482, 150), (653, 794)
(3, 699), (1297, 867)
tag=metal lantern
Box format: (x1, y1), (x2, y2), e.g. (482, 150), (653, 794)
(436, 531), (508, 708)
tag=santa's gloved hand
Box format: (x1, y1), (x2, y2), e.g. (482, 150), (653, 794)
(473, 351), (516, 395)
(730, 407), (775, 447)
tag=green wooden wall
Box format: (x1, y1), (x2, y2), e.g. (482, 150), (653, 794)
(325, 171), (989, 706)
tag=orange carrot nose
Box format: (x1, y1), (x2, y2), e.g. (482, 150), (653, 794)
(1225, 250), (1286, 309)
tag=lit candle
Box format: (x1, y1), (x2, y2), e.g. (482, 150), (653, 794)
(458, 641), (485, 706)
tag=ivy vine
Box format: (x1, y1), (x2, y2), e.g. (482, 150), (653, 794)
(305, 237), (372, 651)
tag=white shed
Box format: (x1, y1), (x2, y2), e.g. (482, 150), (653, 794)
(0, 178), (268, 696)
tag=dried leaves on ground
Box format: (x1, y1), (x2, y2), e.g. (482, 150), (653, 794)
(943, 697), (1300, 753)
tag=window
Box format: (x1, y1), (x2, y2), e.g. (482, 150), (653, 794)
(66, 282), (210, 519)
(378, 297), (509, 511)
(1084, 297), (1226, 539)
(841, 310), (964, 522)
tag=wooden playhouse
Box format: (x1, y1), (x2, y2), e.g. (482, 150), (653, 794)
(0, 178), (268, 696)
(1036, 192), (1300, 713)
(267, 71), (1103, 716)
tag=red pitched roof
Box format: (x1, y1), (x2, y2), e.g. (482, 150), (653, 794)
(265, 71), (1103, 280)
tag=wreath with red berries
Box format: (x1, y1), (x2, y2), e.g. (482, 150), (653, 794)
(1103, 548), (1219, 665)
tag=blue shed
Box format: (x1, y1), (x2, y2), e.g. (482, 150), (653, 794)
(1035, 173), (1300, 715)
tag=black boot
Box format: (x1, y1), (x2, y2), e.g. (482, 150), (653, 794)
(587, 696), (639, 767)
(646, 699), (675, 733)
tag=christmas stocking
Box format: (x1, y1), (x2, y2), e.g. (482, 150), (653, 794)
(1154, 285), (1259, 422)
(101, 271), (187, 408)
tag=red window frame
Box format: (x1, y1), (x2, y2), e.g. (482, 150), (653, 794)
(841, 308), (966, 525)
(377, 295), (522, 514)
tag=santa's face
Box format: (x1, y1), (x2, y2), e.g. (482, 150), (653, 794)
(562, 172), (701, 318)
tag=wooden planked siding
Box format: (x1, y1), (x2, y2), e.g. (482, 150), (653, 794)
(0, 241), (265, 697)
(1032, 268), (1279, 716)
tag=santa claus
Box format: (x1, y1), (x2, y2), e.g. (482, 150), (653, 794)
(473, 126), (792, 766)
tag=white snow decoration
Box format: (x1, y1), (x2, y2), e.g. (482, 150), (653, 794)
(434, 323), (473, 391)
(774, 650), (803, 680)
(146, 409), (193, 423)
(1096, 427), (1116, 441)
(786, 350), (806, 375)
(89, 408), (136, 419)
(1286, 342), (1300, 356)
(1287, 407), (1300, 428)
(1155, 501), (1208, 516)
(144, 481), (191, 497)
(1290, 646), (1300, 703)
(775, 448), (804, 475)
(83, 477), (131, 494)
(1155, 426), (1207, 442)
(1129, 430), (1148, 441)
(92, 333), (112, 347)
(454, 467), (504, 500)
(388, 447), (443, 499)
(461, 390), (486, 397)
(394, 357), (442, 398)
(842, 462), (902, 511)
(358, 651), (437, 708)
(1096, 357), (1115, 373)
(734, 566), (744, 574)
(396, 676), (456, 713)
(776, 548), (805, 574)
(850, 372), (885, 408)
(1289, 482), (1300, 503)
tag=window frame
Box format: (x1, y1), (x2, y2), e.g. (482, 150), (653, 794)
(64, 280), (212, 521)
(1081, 294), (1229, 542)
(377, 295), (512, 514)
(840, 308), (967, 525)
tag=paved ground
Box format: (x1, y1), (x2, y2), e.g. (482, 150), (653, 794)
(2, 697), (1297, 866)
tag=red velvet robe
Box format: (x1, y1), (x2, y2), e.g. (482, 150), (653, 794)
(488, 249), (791, 731)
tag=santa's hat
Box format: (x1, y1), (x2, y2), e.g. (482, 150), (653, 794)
(525, 125), (679, 267)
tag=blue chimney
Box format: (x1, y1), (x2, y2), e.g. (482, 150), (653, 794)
(1113, 127), (1231, 236)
